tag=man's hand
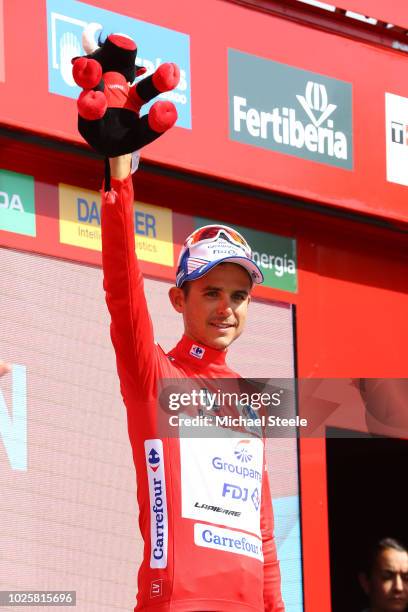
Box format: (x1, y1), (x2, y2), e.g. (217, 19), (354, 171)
(109, 154), (132, 180)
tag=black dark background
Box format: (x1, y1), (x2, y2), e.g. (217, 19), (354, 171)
(326, 431), (408, 612)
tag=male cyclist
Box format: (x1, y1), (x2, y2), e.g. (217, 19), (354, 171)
(101, 153), (285, 611)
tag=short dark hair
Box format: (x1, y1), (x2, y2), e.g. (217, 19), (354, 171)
(361, 537), (408, 576)
(181, 281), (191, 297)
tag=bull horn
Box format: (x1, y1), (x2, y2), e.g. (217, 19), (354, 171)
(82, 22), (103, 54)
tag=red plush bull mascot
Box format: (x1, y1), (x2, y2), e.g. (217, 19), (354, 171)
(71, 28), (180, 193)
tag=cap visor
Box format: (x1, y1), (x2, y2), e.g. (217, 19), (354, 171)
(181, 256), (264, 286)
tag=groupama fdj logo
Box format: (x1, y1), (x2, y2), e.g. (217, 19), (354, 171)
(0, 170), (36, 236)
(234, 440), (253, 463)
(229, 49), (353, 169)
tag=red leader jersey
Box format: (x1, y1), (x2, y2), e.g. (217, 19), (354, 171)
(101, 174), (285, 612)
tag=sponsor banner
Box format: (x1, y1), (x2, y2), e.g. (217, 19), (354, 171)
(194, 523), (264, 562)
(0, 0), (4, 82)
(58, 184), (174, 266)
(144, 439), (168, 569)
(228, 49), (353, 170)
(385, 92), (408, 187)
(0, 170), (36, 237)
(180, 436), (263, 536)
(46, 0), (191, 128)
(195, 217), (297, 293)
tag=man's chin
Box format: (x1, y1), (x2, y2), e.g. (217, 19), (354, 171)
(202, 326), (239, 350)
(208, 335), (234, 350)
(211, 340), (228, 350)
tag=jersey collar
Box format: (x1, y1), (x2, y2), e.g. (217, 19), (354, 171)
(170, 334), (227, 367)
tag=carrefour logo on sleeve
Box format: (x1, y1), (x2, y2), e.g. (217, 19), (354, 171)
(0, 170), (36, 236)
(46, 0), (191, 128)
(228, 49), (353, 169)
(145, 440), (168, 569)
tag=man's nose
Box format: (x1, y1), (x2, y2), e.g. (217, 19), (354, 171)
(393, 574), (404, 592)
(216, 297), (233, 315)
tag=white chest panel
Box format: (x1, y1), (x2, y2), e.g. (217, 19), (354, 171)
(180, 434), (264, 537)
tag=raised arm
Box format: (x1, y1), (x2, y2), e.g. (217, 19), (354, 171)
(261, 466), (285, 611)
(108, 154), (132, 180)
(101, 155), (157, 402)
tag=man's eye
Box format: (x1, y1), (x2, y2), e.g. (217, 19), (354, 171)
(206, 291), (218, 297)
(402, 573), (408, 582)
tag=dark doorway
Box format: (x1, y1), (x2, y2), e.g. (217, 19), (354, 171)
(326, 431), (408, 612)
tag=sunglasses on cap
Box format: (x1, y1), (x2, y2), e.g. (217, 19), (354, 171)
(185, 225), (251, 257)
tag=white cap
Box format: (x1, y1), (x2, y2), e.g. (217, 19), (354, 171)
(176, 224), (264, 288)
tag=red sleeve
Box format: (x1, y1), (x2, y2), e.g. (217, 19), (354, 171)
(101, 174), (157, 401)
(261, 464), (285, 611)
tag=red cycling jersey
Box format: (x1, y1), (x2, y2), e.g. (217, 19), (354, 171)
(101, 174), (285, 611)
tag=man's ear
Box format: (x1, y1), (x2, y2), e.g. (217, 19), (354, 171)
(168, 286), (185, 313)
(358, 572), (370, 596)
